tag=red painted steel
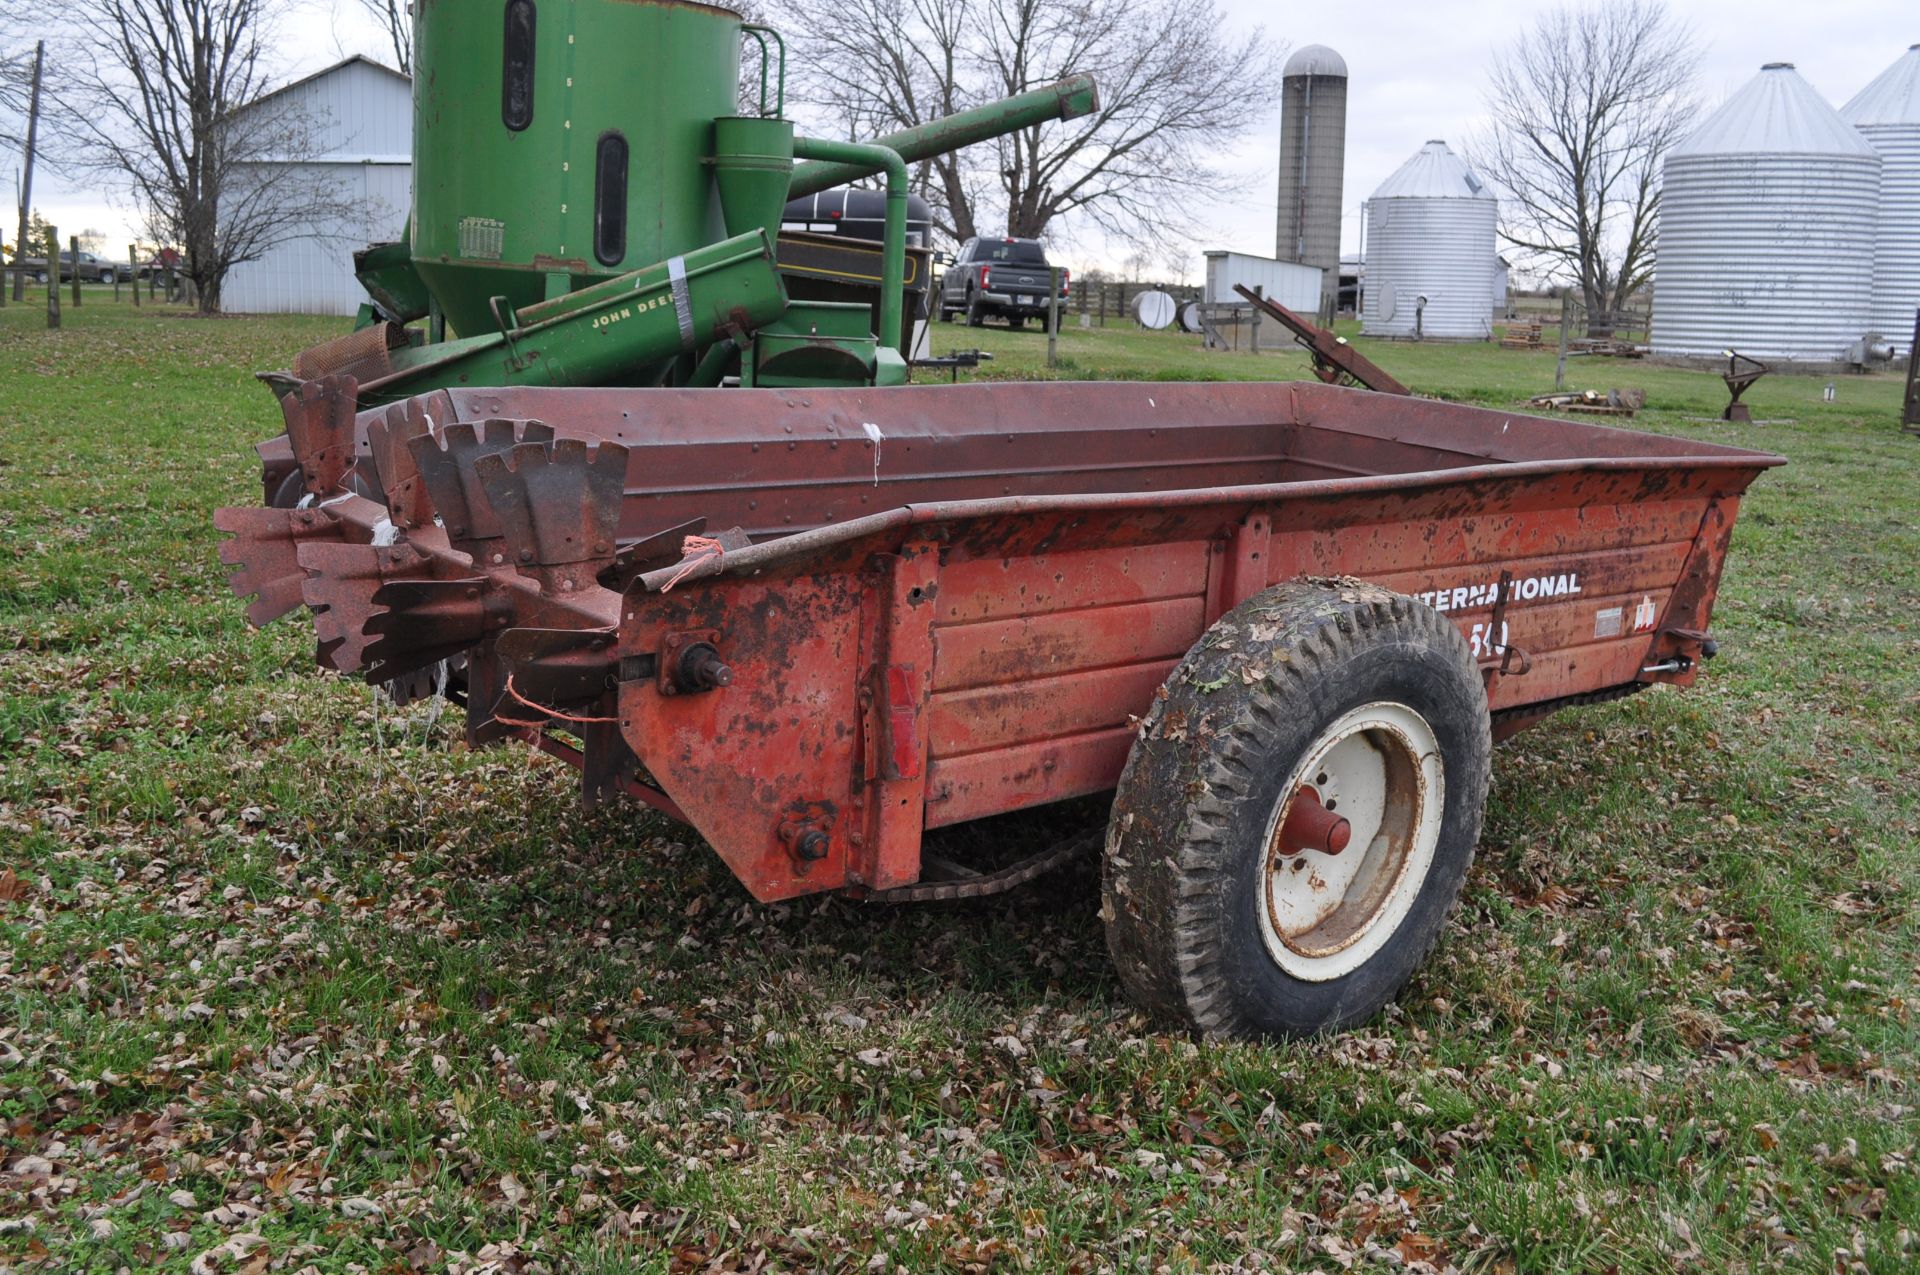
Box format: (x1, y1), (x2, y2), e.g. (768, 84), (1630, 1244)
(218, 377), (1782, 904)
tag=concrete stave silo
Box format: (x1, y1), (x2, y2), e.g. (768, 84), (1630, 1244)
(1841, 45), (1920, 354)
(1274, 44), (1348, 317)
(1361, 140), (1497, 341)
(1651, 63), (1881, 364)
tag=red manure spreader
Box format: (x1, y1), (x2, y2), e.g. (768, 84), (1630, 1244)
(219, 376), (1781, 1036)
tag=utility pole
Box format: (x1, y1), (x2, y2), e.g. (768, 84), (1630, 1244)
(12, 41), (44, 304)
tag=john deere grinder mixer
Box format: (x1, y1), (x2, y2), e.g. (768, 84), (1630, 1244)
(218, 0), (1784, 1038)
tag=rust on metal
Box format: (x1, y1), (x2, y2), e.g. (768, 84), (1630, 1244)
(216, 377), (1781, 906)
(1232, 284), (1411, 395)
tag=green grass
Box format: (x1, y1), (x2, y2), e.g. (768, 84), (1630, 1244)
(2, 299), (1916, 1272)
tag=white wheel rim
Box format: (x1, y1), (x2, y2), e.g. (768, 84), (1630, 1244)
(1258, 701), (1445, 982)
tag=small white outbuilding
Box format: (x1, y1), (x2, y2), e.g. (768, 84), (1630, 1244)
(221, 56), (412, 316)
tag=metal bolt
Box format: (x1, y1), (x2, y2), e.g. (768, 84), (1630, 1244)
(795, 830), (829, 861)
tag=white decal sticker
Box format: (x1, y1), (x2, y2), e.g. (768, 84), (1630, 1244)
(1468, 620), (1510, 659)
(1414, 571), (1581, 613)
(1633, 595), (1658, 632)
(1594, 606), (1624, 639)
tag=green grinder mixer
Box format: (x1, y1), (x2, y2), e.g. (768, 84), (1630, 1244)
(294, 0), (1096, 401)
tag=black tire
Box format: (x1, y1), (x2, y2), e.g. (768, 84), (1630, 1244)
(1007, 315), (1026, 331)
(940, 301), (956, 323)
(966, 289), (985, 328)
(1102, 579), (1491, 1038)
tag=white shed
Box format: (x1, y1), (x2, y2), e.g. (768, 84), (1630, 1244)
(1202, 250), (1323, 311)
(221, 56), (412, 316)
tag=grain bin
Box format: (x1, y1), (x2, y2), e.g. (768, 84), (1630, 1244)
(1650, 63), (1881, 364)
(1841, 45), (1920, 353)
(1361, 140), (1497, 340)
(1275, 44), (1347, 315)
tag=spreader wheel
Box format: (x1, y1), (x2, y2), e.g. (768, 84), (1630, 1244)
(1102, 580), (1491, 1038)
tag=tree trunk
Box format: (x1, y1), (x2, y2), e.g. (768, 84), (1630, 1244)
(1583, 283), (1613, 339)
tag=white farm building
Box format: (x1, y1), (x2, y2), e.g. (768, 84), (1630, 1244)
(221, 56), (412, 316)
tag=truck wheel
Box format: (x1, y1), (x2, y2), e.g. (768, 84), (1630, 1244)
(966, 290), (985, 328)
(1103, 580), (1491, 1038)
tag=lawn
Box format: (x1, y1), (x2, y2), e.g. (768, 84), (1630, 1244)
(2, 299), (1917, 1273)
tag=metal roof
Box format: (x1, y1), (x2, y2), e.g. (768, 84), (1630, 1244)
(1841, 45), (1920, 127)
(1369, 140), (1492, 201)
(1673, 62), (1877, 158)
(1283, 44), (1347, 79)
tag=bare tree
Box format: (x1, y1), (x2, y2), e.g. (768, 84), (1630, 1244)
(773, 0), (1280, 252)
(59, 0), (346, 312)
(354, 0), (411, 74)
(1472, 1), (1698, 337)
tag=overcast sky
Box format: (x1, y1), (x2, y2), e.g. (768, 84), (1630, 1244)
(16, 0), (1915, 278)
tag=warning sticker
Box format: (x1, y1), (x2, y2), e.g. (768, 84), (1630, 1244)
(459, 216), (506, 261)
(1594, 606), (1624, 639)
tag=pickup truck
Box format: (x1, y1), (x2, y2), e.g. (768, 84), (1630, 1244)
(11, 250), (125, 284)
(937, 236), (1068, 330)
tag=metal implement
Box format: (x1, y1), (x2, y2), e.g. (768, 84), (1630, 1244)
(1722, 350), (1769, 422)
(1232, 284), (1410, 395)
(271, 4), (1098, 400)
(219, 377), (1781, 905)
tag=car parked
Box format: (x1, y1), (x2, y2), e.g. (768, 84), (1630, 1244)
(937, 237), (1068, 329)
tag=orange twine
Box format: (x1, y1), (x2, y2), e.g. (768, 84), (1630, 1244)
(492, 672), (619, 728)
(660, 534), (726, 592)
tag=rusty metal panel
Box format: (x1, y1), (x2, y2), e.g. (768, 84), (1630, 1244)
(934, 541), (1211, 623)
(928, 659), (1179, 759)
(932, 595), (1206, 692)
(617, 572), (869, 902)
(926, 726), (1137, 829)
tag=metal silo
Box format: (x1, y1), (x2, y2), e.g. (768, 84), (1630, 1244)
(1275, 44), (1348, 316)
(1361, 140), (1497, 340)
(1841, 45), (1920, 353)
(1651, 63), (1881, 364)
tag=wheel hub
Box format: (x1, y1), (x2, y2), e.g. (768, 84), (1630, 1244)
(1259, 701), (1445, 982)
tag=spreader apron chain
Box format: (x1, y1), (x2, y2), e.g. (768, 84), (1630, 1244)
(863, 827), (1102, 903)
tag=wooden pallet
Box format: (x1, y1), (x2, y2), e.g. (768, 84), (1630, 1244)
(1500, 323), (1543, 351)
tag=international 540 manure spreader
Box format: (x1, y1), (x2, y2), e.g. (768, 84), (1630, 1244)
(217, 0), (1783, 1037)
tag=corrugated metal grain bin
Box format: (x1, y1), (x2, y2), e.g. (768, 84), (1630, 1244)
(1651, 63), (1880, 363)
(1361, 141), (1497, 341)
(1841, 45), (1920, 353)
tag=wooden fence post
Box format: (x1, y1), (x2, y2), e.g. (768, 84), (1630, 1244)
(1554, 292), (1571, 391)
(69, 234), (81, 307)
(129, 244), (140, 307)
(45, 226), (60, 329)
